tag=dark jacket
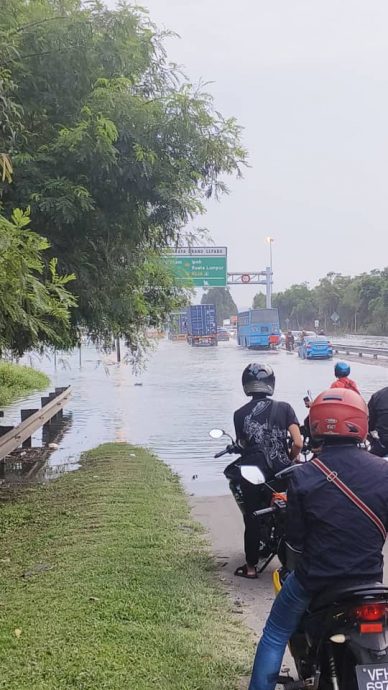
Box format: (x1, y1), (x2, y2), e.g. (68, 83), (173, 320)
(286, 444), (388, 594)
(369, 387), (388, 446)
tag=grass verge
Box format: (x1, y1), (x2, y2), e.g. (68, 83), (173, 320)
(0, 443), (252, 689)
(0, 361), (49, 406)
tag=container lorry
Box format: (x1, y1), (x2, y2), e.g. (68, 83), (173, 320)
(168, 311), (188, 341)
(186, 304), (217, 347)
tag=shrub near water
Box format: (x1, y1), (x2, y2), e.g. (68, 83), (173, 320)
(0, 362), (49, 406)
(0, 444), (252, 690)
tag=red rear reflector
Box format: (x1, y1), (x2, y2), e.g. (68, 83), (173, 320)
(354, 603), (387, 621)
(360, 623), (383, 633)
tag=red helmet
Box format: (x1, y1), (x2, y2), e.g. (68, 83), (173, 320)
(309, 388), (368, 442)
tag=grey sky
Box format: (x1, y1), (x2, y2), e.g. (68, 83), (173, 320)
(106, 0), (388, 307)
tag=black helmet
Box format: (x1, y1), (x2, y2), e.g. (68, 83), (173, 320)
(242, 363), (275, 396)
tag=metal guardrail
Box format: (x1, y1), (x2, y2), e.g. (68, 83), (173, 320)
(332, 343), (388, 359)
(0, 386), (72, 462)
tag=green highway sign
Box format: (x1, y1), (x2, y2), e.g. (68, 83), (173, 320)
(165, 247), (227, 287)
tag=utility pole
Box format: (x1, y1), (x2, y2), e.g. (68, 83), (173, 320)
(266, 237), (274, 308)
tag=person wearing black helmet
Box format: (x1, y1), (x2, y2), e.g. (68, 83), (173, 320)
(233, 363), (302, 579)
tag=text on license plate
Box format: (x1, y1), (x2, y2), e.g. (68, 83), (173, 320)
(356, 664), (388, 690)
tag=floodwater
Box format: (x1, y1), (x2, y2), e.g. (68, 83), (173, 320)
(2, 338), (388, 495)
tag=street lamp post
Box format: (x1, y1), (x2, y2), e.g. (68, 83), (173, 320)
(266, 236), (274, 308)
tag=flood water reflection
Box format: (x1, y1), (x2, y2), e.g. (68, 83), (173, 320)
(2, 338), (387, 495)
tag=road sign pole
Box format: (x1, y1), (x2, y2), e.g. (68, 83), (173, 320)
(265, 267), (271, 308)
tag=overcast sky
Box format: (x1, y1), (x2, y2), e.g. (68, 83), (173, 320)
(106, 0), (388, 307)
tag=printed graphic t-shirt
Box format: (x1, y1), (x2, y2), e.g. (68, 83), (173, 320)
(234, 397), (299, 471)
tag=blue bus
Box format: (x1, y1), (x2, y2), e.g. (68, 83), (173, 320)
(237, 308), (281, 350)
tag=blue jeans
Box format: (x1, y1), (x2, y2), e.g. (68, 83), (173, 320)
(248, 572), (311, 690)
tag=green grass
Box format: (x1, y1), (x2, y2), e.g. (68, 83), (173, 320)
(0, 361), (49, 406)
(0, 444), (252, 689)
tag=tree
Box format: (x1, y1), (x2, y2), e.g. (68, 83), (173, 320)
(1, 0), (247, 355)
(0, 208), (76, 355)
(266, 269), (388, 335)
(0, 22), (76, 355)
(201, 288), (237, 326)
(0, 32), (22, 184)
(252, 292), (266, 308)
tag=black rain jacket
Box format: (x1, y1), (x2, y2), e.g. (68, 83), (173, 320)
(286, 444), (388, 594)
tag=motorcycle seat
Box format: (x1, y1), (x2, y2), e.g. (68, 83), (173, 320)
(309, 582), (388, 612)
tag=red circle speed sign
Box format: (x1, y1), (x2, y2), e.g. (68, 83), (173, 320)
(241, 274), (251, 283)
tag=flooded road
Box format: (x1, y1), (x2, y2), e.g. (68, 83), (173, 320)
(3, 339), (388, 495)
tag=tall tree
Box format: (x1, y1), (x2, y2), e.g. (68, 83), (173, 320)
(201, 288), (237, 326)
(267, 270), (388, 335)
(0, 0), (247, 355)
(252, 293), (266, 308)
(0, 208), (76, 355)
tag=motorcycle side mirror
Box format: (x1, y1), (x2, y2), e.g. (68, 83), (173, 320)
(240, 466), (266, 485)
(209, 429), (224, 439)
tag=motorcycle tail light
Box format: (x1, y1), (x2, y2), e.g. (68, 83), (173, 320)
(360, 623), (383, 633)
(353, 603), (387, 621)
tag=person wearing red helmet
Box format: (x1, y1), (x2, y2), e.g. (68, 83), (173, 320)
(248, 389), (388, 690)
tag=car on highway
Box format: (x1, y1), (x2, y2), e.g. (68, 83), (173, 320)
(298, 335), (333, 360)
(217, 328), (230, 342)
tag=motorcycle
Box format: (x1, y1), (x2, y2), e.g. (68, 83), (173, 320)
(209, 428), (289, 573)
(250, 464), (388, 690)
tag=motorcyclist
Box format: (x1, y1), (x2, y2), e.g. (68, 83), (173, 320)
(233, 363), (302, 579)
(285, 331), (294, 352)
(368, 386), (388, 456)
(248, 388), (388, 690)
(330, 361), (360, 393)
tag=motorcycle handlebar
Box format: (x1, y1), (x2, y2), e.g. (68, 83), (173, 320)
(214, 448), (230, 459)
(214, 443), (239, 459)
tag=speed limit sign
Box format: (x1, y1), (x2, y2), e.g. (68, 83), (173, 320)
(241, 274), (251, 283)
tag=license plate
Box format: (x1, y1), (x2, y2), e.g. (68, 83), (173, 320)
(356, 664), (388, 690)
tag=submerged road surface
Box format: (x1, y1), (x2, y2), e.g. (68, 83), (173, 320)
(5, 337), (388, 490)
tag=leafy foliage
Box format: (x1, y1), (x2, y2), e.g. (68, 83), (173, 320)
(0, 0), (247, 354)
(253, 269), (388, 334)
(252, 292), (266, 308)
(0, 208), (76, 355)
(201, 287), (237, 326)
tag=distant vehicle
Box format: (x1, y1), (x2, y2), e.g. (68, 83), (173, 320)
(298, 335), (333, 360)
(217, 328), (230, 342)
(168, 311), (188, 341)
(293, 330), (315, 346)
(237, 308), (281, 350)
(187, 304), (217, 347)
